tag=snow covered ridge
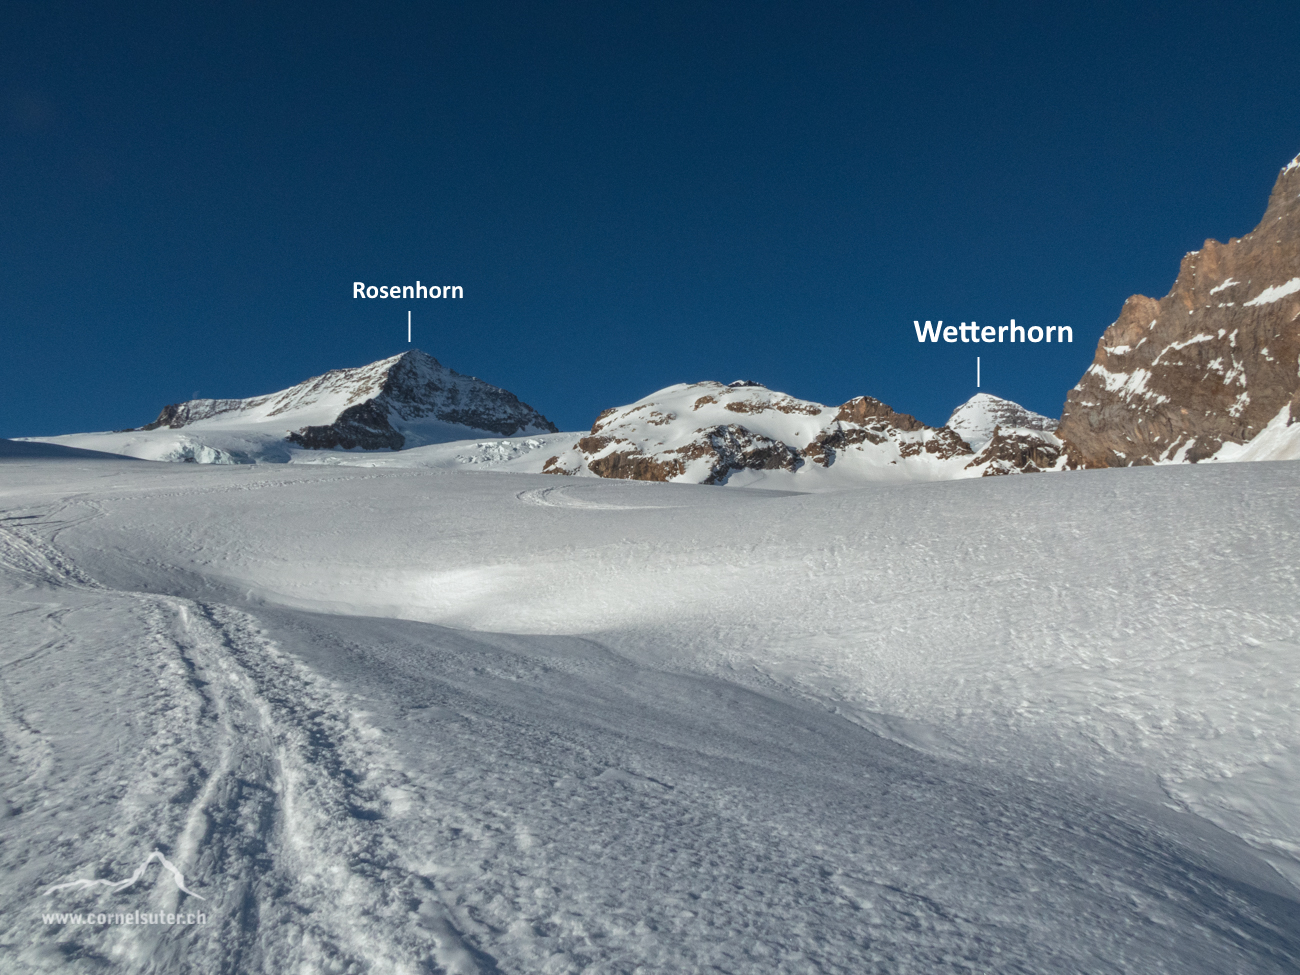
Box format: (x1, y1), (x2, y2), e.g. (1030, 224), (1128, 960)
(27, 350), (558, 464)
(944, 392), (1055, 453)
(141, 349), (557, 447)
(540, 382), (1062, 486)
(26, 361), (1066, 485)
(1057, 147), (1300, 468)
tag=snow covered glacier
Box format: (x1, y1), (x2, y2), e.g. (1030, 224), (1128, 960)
(1, 441), (1298, 973)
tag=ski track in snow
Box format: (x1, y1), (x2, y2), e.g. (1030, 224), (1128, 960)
(515, 486), (678, 510)
(1, 461), (1299, 973)
(0, 518), (485, 974)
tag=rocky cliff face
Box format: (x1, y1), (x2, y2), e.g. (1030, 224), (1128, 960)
(141, 350), (557, 450)
(540, 381), (1038, 486)
(1058, 153), (1300, 467)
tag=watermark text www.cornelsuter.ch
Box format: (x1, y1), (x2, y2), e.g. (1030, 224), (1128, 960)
(41, 850), (208, 927)
(43, 909), (208, 927)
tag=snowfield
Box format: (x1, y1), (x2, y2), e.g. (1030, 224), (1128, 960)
(30, 429), (582, 473)
(1, 445), (1298, 973)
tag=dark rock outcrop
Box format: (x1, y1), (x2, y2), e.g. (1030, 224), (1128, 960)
(142, 399), (250, 430)
(136, 350), (557, 451)
(286, 401), (405, 451)
(668, 425), (802, 484)
(803, 397), (971, 468)
(965, 426), (1064, 476)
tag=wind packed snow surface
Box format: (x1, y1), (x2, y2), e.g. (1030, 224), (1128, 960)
(1, 452), (1299, 973)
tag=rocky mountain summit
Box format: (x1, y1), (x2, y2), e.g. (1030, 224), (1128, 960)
(944, 393), (1064, 477)
(1058, 153), (1300, 467)
(140, 350), (557, 453)
(25, 351), (559, 464)
(541, 382), (1045, 485)
(946, 393), (1056, 453)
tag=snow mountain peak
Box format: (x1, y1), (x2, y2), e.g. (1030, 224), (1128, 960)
(91, 349), (560, 463)
(945, 393), (1057, 454)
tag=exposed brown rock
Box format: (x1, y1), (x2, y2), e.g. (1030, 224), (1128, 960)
(576, 425), (801, 484)
(592, 407), (621, 429)
(833, 396), (928, 431)
(924, 427), (976, 459)
(587, 450), (686, 481)
(803, 425), (886, 466)
(723, 398), (822, 416)
(540, 455), (575, 475)
(966, 425), (1063, 476)
(667, 425), (802, 484)
(804, 397), (971, 467)
(774, 401), (823, 415)
(1058, 154), (1300, 467)
(577, 435), (618, 455)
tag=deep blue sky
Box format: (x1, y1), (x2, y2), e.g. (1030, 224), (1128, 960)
(3, 1), (1298, 437)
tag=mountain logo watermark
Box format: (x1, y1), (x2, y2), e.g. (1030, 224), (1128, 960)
(45, 850), (206, 900)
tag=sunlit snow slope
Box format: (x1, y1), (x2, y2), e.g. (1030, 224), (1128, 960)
(2, 449), (1298, 973)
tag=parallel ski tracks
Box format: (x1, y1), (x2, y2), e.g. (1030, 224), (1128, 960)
(0, 515), (493, 974)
